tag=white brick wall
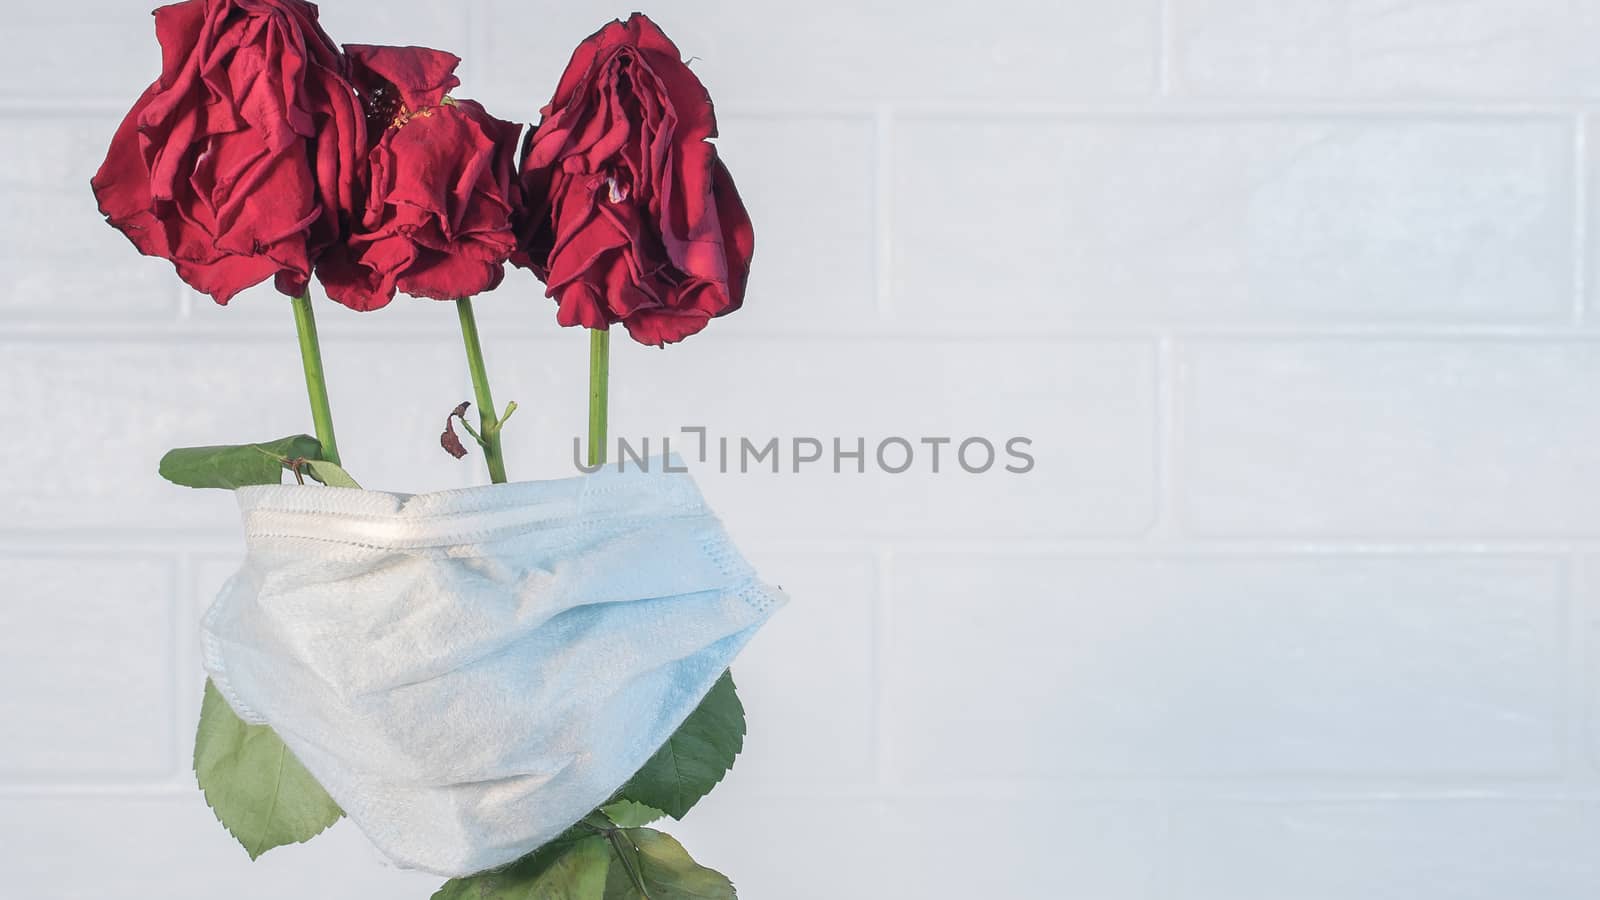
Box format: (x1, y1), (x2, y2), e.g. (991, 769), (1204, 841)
(4, 1), (1599, 897)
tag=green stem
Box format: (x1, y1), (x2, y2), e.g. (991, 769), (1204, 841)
(456, 297), (508, 484)
(290, 293), (340, 466)
(588, 326), (610, 468)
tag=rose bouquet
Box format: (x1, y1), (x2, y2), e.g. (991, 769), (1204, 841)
(91, 2), (775, 896)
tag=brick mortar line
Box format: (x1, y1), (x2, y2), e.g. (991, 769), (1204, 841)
(881, 102), (1600, 120)
(6, 776), (1595, 799)
(15, 97), (1600, 118)
(1574, 557), (1599, 781)
(1156, 0), (1176, 97)
(870, 549), (892, 787)
(872, 105), (894, 320)
(1152, 335), (1179, 540)
(172, 552), (199, 788)
(6, 538), (1600, 556)
(7, 326), (1600, 342)
(1563, 556), (1587, 782)
(1577, 114), (1591, 326)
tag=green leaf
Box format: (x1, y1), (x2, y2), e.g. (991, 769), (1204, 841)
(303, 459), (362, 489)
(604, 829), (737, 900)
(601, 799), (667, 828)
(433, 833), (611, 900)
(604, 829), (649, 896)
(432, 827), (735, 900)
(194, 679), (342, 859)
(179, 440), (346, 857)
(616, 670), (744, 819)
(159, 436), (323, 489)
(532, 837), (613, 898)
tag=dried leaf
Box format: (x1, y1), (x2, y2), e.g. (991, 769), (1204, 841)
(441, 401), (472, 459)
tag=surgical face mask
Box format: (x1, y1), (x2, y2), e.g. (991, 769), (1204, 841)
(201, 457), (786, 876)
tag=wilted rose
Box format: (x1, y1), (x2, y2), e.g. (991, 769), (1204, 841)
(516, 13), (754, 346)
(316, 45), (522, 311)
(91, 0), (364, 304)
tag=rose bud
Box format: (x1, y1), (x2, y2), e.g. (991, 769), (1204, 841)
(315, 45), (522, 311)
(516, 13), (754, 347)
(91, 0), (364, 305)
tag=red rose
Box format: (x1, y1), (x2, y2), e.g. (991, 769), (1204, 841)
(316, 45), (523, 311)
(90, 0), (364, 304)
(516, 13), (754, 346)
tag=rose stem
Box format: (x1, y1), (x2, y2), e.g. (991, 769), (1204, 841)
(456, 297), (509, 484)
(587, 325), (610, 468)
(290, 292), (341, 466)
